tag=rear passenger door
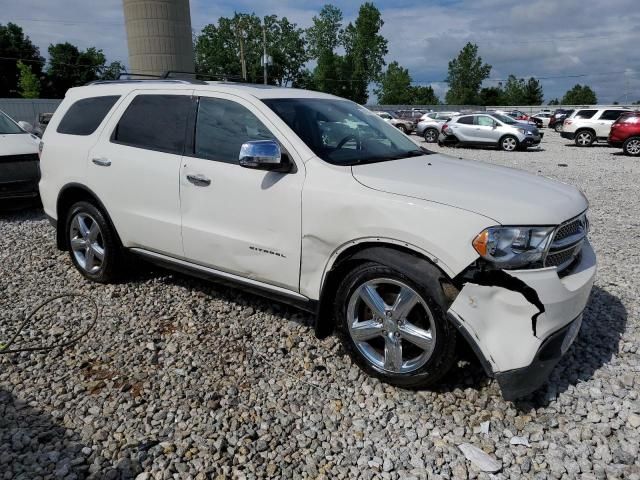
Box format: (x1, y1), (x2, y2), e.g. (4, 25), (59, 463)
(449, 115), (475, 142)
(88, 89), (193, 257)
(179, 93), (304, 292)
(595, 110), (629, 138)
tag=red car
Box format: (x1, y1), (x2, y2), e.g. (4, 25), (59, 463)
(609, 112), (640, 156)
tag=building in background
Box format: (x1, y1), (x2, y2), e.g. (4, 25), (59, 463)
(123, 0), (194, 77)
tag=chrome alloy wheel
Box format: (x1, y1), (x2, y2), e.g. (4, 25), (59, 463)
(576, 131), (592, 146)
(626, 138), (640, 155)
(347, 278), (436, 374)
(69, 212), (105, 274)
(502, 136), (517, 151)
(424, 129), (438, 143)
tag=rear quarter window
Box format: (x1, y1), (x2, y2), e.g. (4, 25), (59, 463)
(56, 96), (120, 135)
(456, 116), (474, 125)
(574, 110), (597, 119)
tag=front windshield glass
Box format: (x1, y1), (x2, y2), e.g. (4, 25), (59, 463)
(263, 98), (425, 165)
(490, 113), (518, 125)
(0, 112), (24, 134)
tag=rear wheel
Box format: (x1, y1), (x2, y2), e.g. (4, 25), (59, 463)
(575, 130), (594, 147)
(398, 124), (408, 134)
(554, 123), (563, 133)
(66, 201), (123, 283)
(500, 135), (519, 151)
(623, 136), (640, 156)
(335, 262), (456, 388)
(423, 128), (439, 143)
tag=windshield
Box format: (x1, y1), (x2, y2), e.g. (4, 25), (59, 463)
(490, 113), (518, 125)
(263, 98), (425, 165)
(0, 112), (24, 134)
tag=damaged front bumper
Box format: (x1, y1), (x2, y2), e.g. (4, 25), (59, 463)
(448, 239), (597, 400)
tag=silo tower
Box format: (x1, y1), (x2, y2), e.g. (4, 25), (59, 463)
(123, 0), (195, 77)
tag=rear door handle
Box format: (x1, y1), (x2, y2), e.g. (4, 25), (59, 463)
(92, 157), (111, 167)
(186, 174), (211, 187)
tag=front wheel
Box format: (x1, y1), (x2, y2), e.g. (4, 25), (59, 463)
(398, 124), (408, 134)
(623, 136), (640, 156)
(500, 135), (519, 151)
(575, 130), (594, 147)
(423, 128), (439, 143)
(335, 262), (456, 388)
(66, 201), (123, 283)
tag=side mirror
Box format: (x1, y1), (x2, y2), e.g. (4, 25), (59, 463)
(18, 121), (33, 133)
(239, 140), (291, 173)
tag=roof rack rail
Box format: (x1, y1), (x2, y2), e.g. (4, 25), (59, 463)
(85, 71), (245, 86)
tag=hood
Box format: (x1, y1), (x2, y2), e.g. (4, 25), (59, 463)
(351, 154), (588, 225)
(0, 133), (39, 156)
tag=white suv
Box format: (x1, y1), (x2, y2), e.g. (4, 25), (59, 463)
(561, 107), (632, 146)
(40, 79), (596, 399)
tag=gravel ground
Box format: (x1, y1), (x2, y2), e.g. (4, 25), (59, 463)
(1, 131), (639, 479)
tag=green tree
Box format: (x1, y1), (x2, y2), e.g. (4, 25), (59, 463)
(306, 4), (343, 58)
(409, 85), (439, 105)
(522, 77), (544, 105)
(342, 2), (388, 104)
(561, 84), (597, 105)
(196, 13), (308, 86)
(43, 43), (107, 97)
(374, 61), (411, 104)
(548, 98), (560, 106)
(445, 43), (491, 104)
(478, 86), (504, 106)
(502, 74), (525, 104)
(100, 61), (126, 80)
(16, 60), (40, 98)
(0, 23), (44, 97)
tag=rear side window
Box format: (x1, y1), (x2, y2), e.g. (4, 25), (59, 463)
(194, 97), (275, 164)
(457, 116), (474, 124)
(112, 94), (192, 154)
(574, 109), (597, 119)
(57, 96), (120, 135)
(600, 110), (628, 121)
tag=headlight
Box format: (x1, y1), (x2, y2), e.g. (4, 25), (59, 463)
(472, 226), (555, 268)
(518, 128), (526, 135)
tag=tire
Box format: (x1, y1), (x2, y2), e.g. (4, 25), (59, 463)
(623, 136), (640, 156)
(499, 135), (519, 151)
(554, 123), (563, 133)
(65, 201), (123, 283)
(575, 130), (594, 147)
(423, 128), (439, 143)
(398, 124), (408, 134)
(335, 262), (456, 388)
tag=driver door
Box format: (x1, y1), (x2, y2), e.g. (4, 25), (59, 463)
(179, 93), (305, 291)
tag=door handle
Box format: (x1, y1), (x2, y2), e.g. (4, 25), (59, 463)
(92, 157), (111, 167)
(186, 174), (211, 187)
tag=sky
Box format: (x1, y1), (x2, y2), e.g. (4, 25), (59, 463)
(2, 0), (639, 104)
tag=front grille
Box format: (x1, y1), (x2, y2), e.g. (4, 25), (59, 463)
(544, 213), (588, 273)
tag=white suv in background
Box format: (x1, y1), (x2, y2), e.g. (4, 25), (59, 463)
(40, 79), (596, 400)
(561, 107), (632, 146)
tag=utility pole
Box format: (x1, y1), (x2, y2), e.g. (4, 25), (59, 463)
(236, 22), (247, 81)
(262, 20), (268, 85)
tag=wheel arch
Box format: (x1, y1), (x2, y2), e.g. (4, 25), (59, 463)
(575, 127), (596, 136)
(55, 183), (121, 251)
(315, 242), (459, 339)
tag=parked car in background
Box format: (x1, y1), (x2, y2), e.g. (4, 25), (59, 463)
(395, 109), (426, 126)
(39, 80), (595, 399)
(33, 112), (54, 137)
(374, 111), (415, 134)
(562, 107), (632, 146)
(439, 113), (542, 151)
(549, 109), (573, 132)
(532, 112), (551, 127)
(0, 109), (41, 202)
(608, 111), (640, 156)
(416, 112), (460, 143)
